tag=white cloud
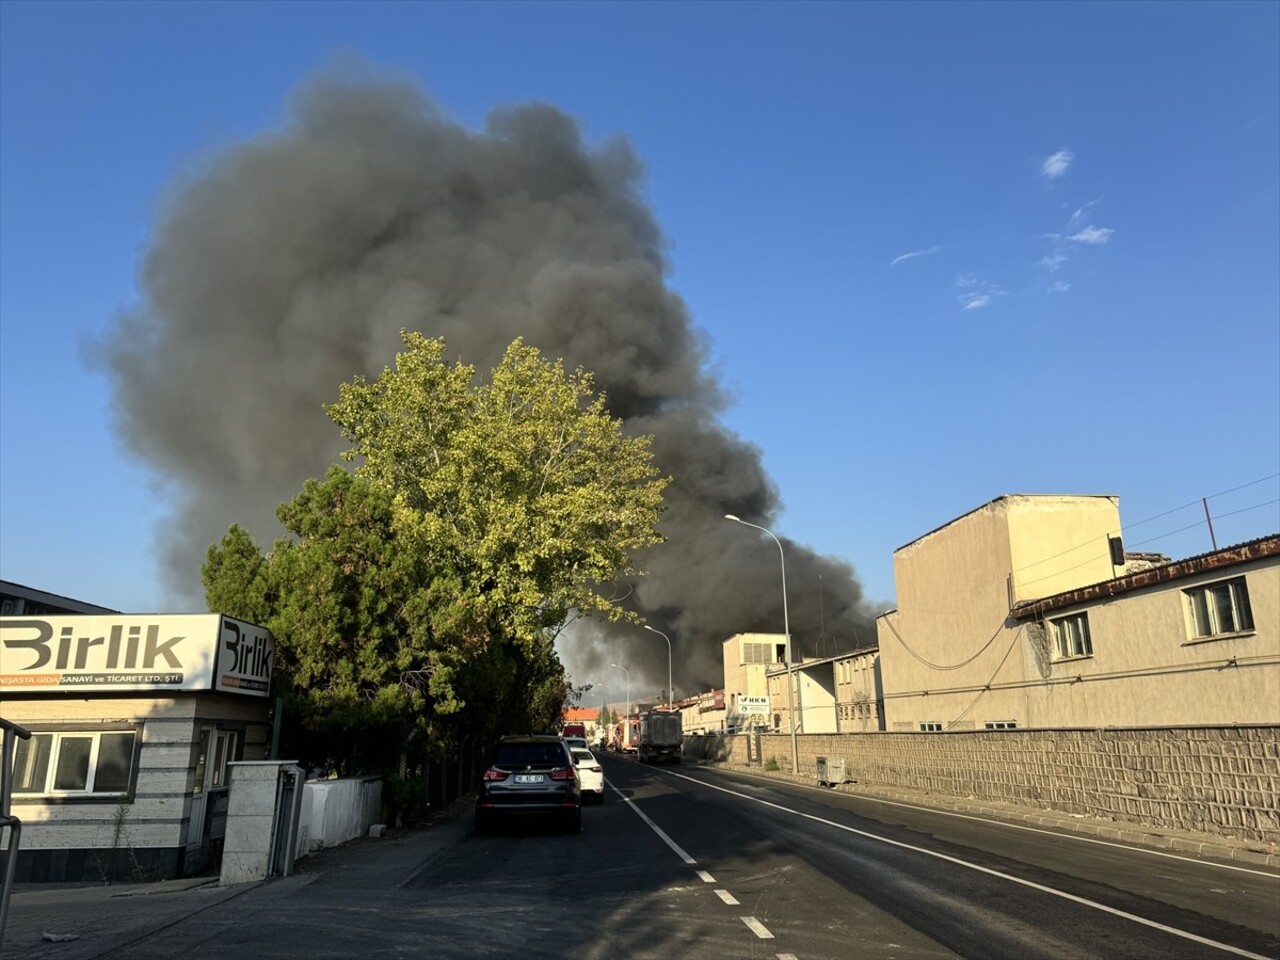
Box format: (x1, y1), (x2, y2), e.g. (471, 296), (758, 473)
(1068, 225), (1114, 244)
(1041, 252), (1068, 272)
(1041, 149), (1074, 180)
(889, 245), (941, 267)
(1048, 280), (1072, 294)
(956, 280), (1004, 310)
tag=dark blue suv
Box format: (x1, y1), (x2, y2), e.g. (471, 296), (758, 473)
(475, 736), (582, 834)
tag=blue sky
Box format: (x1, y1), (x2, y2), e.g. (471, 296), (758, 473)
(2, 0), (1277, 615)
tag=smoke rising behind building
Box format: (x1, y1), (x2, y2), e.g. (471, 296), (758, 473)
(96, 68), (877, 693)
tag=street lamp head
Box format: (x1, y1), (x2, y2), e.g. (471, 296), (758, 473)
(724, 514), (740, 522)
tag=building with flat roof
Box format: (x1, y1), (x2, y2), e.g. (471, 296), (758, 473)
(875, 495), (1279, 730)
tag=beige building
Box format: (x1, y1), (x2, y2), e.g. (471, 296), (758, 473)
(876, 494), (1280, 730)
(764, 657), (838, 734)
(676, 688), (727, 735)
(720, 633), (787, 731)
(834, 647), (883, 732)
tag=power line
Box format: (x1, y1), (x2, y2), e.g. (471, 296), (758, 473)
(881, 612), (1008, 672)
(946, 626), (1024, 729)
(1007, 476), (1280, 582)
(1015, 498), (1278, 587)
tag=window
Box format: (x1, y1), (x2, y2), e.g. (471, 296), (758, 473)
(1184, 577), (1254, 639)
(919, 722), (942, 732)
(12, 730), (136, 797)
(1051, 612), (1092, 659)
(984, 721), (1017, 730)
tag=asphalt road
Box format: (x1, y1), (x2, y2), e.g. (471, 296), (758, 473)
(5, 753), (1278, 960)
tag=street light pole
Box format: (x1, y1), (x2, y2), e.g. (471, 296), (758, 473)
(643, 625), (674, 709)
(724, 514), (799, 775)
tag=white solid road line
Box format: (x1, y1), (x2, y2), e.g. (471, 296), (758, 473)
(663, 769), (1274, 960)
(702, 767), (1278, 878)
(741, 916), (775, 939)
(607, 777), (697, 865)
(715, 889), (740, 905)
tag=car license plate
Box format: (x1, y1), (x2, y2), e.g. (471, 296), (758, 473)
(513, 774), (543, 784)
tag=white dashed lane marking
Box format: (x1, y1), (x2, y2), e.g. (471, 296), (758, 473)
(714, 889), (740, 905)
(741, 916), (775, 939)
(695, 869), (715, 883)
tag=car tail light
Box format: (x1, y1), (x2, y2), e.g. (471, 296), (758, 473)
(483, 767), (509, 781)
(549, 767), (576, 780)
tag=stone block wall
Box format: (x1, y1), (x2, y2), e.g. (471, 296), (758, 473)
(685, 725), (1280, 844)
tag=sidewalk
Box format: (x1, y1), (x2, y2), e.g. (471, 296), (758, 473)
(2, 799), (473, 960)
(698, 760), (1280, 869)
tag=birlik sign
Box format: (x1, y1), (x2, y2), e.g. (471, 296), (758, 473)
(0, 614), (274, 696)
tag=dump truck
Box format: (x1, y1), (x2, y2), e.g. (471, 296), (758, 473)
(636, 709), (682, 764)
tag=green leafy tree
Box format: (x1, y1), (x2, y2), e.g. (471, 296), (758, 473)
(203, 333), (666, 776)
(326, 332), (668, 650)
(202, 525), (273, 625)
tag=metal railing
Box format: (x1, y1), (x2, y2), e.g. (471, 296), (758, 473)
(1, 716), (32, 951)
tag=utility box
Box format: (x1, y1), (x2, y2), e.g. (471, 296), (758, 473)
(816, 756), (846, 787)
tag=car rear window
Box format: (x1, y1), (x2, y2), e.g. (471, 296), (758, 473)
(571, 749), (594, 763)
(495, 743), (568, 767)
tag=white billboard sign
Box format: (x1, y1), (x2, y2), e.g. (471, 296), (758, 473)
(0, 614), (274, 697)
(737, 695), (769, 716)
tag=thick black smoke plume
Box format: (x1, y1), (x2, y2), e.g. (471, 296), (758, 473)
(96, 68), (876, 694)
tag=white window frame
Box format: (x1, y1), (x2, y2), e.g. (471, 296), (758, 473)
(984, 720), (1018, 730)
(11, 729), (137, 798)
(1183, 577), (1254, 640)
(1051, 612), (1093, 659)
(919, 722), (942, 732)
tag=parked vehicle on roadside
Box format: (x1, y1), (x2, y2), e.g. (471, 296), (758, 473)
(475, 736), (582, 834)
(570, 748), (605, 803)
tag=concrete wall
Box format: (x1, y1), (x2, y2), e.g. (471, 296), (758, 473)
(685, 726), (1280, 844)
(296, 777), (383, 855)
(220, 761), (298, 885)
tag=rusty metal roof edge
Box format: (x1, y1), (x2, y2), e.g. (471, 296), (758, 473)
(1010, 534), (1280, 620)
